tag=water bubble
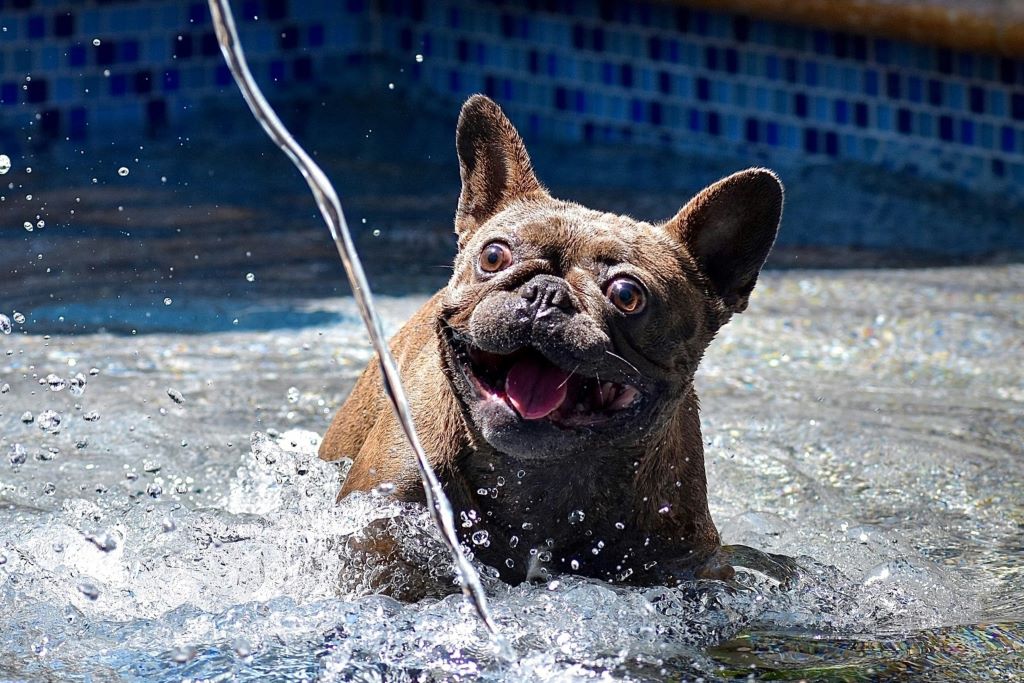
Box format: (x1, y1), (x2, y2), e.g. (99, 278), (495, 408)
(89, 368), (100, 376)
(372, 482), (396, 496)
(0, 383), (9, 393)
(143, 461), (162, 473)
(0, 554), (6, 565)
(570, 559), (580, 570)
(161, 517), (176, 532)
(232, 637), (252, 658)
(68, 373), (87, 396)
(8, 444), (26, 466)
(13, 312), (25, 324)
(568, 509), (585, 524)
(471, 530), (491, 547)
(77, 582), (99, 600)
(146, 483), (162, 498)
(20, 411), (33, 424)
(163, 297), (173, 306)
(286, 387), (300, 403)
(92, 38), (101, 46)
(117, 166), (129, 177)
(42, 482), (56, 495)
(166, 388), (185, 405)
(83, 411), (100, 422)
(46, 373), (67, 391)
(245, 272), (255, 282)
(36, 220), (44, 229)
(415, 54), (424, 62)
(614, 522), (626, 530)
(23, 221), (33, 232)
(0, 314), (10, 334)
(0, 154), (10, 174)
(657, 504), (672, 514)
(37, 410), (62, 431)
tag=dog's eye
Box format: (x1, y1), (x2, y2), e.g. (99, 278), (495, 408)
(606, 278), (646, 314)
(479, 242), (513, 273)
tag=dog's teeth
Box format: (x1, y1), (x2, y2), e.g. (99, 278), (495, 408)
(601, 382), (617, 405)
(609, 385), (639, 410)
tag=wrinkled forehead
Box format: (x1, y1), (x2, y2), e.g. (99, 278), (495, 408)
(485, 201), (665, 265)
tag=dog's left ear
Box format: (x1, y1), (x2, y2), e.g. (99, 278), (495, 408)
(663, 168), (783, 313)
(455, 95), (546, 244)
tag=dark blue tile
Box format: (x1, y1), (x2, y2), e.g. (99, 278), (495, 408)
(704, 45), (718, 71)
(733, 16), (749, 42)
(279, 25), (299, 50)
(0, 82), (18, 105)
(53, 12), (74, 38)
(554, 86), (567, 110)
(1001, 126), (1015, 152)
(897, 108), (912, 134)
(707, 110), (720, 135)
(693, 10), (709, 36)
(215, 64), (231, 85)
(794, 92), (808, 118)
(189, 3), (207, 24)
(647, 36), (661, 60)
(528, 49), (539, 74)
(885, 71), (900, 98)
(27, 15), (45, 39)
(242, 0), (260, 20)
(960, 119), (974, 145)
(545, 54), (557, 77)
(783, 57), (797, 83)
(1012, 93), (1024, 120)
(162, 69), (179, 92)
(812, 30), (829, 55)
(927, 79), (942, 106)
(906, 76), (922, 103)
(854, 101), (868, 127)
(40, 108), (60, 138)
(308, 24), (324, 47)
(765, 121), (779, 145)
(448, 69), (461, 92)
(293, 56), (312, 81)
(969, 86), (985, 114)
(696, 76), (710, 101)
(600, 62), (614, 85)
(133, 69), (152, 94)
(147, 98), (168, 132)
(110, 73), (127, 96)
(938, 115), (954, 141)
(874, 38), (891, 64)
(657, 70), (671, 94)
(592, 27), (604, 52)
(483, 74), (496, 97)
(957, 53), (974, 78)
(96, 41), (117, 65)
(399, 27), (412, 50)
(620, 63), (633, 88)
(833, 33), (849, 59)
(864, 69), (878, 96)
(574, 90), (585, 113)
(265, 0), (287, 21)
(724, 47), (738, 74)
(804, 61), (818, 86)
(650, 101), (662, 125)
(674, 8), (690, 33)
(999, 58), (1019, 85)
(834, 99), (849, 124)
(824, 131), (838, 156)
(851, 35), (867, 61)
(571, 24), (585, 49)
(456, 38), (468, 62)
(764, 54), (779, 80)
(803, 128), (819, 153)
(630, 99), (644, 123)
(200, 32), (218, 57)
(25, 78), (47, 103)
(69, 107), (87, 140)
(744, 117), (758, 143)
(992, 158), (1005, 177)
(688, 108), (700, 132)
(269, 60), (285, 82)
(68, 44), (86, 67)
(937, 48), (953, 74)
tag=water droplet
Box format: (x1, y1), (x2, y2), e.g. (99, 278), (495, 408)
(23, 221), (33, 232)
(42, 482), (56, 495)
(614, 521), (626, 530)
(570, 559), (580, 570)
(146, 483), (163, 498)
(568, 509), (585, 524)
(372, 482), (396, 496)
(161, 516), (176, 532)
(36, 220), (44, 229)
(0, 314), (10, 334)
(245, 272), (255, 282)
(0, 554), (7, 565)
(68, 373), (87, 396)
(143, 460), (162, 473)
(471, 530), (490, 547)
(77, 582), (99, 600)
(117, 166), (129, 177)
(546, 580), (561, 590)
(505, 558), (514, 568)
(657, 504), (672, 514)
(415, 54), (424, 62)
(83, 530), (118, 552)
(163, 297), (172, 306)
(20, 411), (33, 424)
(232, 637), (252, 658)
(0, 154), (10, 174)
(170, 645), (197, 663)
(13, 312), (25, 324)
(92, 38), (101, 46)
(0, 383), (9, 393)
(286, 387), (300, 403)
(83, 411), (101, 422)
(46, 373), (67, 391)
(37, 410), (62, 431)
(166, 388), (185, 405)
(372, 229), (381, 237)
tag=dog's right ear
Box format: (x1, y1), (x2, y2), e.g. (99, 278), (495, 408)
(455, 95), (546, 245)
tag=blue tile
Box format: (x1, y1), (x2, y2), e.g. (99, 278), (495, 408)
(960, 119), (974, 146)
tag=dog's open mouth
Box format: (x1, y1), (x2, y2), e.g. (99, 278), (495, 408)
(447, 334), (641, 428)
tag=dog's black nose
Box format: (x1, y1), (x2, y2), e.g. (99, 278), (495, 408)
(521, 275), (578, 315)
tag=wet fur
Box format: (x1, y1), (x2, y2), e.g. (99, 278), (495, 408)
(320, 95), (783, 589)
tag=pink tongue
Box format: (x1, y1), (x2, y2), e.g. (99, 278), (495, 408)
(505, 356), (571, 420)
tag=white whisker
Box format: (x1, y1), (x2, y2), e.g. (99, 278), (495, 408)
(604, 350), (640, 377)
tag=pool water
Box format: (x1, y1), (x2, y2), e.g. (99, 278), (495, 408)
(1, 262), (1021, 680)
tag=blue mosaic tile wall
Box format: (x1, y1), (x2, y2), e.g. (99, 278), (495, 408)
(1, 0), (1023, 198)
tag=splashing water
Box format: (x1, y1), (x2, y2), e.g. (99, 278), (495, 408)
(204, 0), (498, 637)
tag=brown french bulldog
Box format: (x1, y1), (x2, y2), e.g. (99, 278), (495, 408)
(320, 94), (783, 589)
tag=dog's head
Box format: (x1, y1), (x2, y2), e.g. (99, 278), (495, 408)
(438, 95), (783, 459)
